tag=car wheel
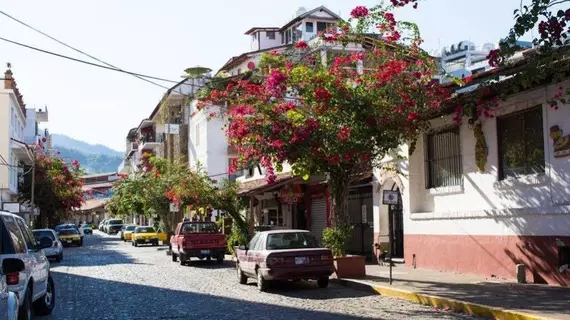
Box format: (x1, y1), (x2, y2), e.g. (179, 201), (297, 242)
(217, 255), (224, 264)
(33, 274), (55, 316)
(317, 277), (329, 288)
(56, 252), (62, 262)
(18, 285), (32, 320)
(134, 241), (138, 247)
(237, 264), (247, 285)
(257, 271), (268, 292)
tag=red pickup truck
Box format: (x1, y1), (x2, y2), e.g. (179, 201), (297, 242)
(170, 220), (226, 265)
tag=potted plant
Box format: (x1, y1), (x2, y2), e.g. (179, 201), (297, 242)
(323, 225), (366, 278)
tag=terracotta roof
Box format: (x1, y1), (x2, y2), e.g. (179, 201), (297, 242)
(76, 199), (107, 211)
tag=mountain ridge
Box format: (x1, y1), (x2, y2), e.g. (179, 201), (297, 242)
(50, 134), (123, 174)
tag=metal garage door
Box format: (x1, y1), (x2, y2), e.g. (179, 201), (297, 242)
(311, 198), (327, 243)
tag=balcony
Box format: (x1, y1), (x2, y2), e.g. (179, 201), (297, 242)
(10, 139), (33, 164)
(126, 141), (138, 158)
(118, 159), (131, 174)
(138, 132), (164, 152)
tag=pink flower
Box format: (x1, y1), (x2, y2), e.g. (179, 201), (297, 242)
(407, 112), (420, 122)
(265, 70), (288, 97)
(294, 41), (309, 50)
(337, 126), (351, 141)
(350, 6), (369, 18)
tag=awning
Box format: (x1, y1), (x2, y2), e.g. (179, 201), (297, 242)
(238, 173), (304, 196)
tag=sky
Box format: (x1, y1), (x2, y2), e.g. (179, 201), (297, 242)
(1, 0), (526, 152)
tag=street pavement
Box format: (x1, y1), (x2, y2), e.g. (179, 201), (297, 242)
(37, 232), (485, 320)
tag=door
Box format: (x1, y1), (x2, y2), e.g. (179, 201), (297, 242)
(388, 188), (404, 258)
(295, 203), (307, 230)
(310, 198), (327, 243)
(241, 233), (261, 275)
(347, 186), (373, 256)
(16, 218), (49, 299)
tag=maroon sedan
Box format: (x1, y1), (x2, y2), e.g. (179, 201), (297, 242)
(235, 229), (334, 292)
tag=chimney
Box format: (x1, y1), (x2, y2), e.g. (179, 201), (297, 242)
(4, 69), (12, 89)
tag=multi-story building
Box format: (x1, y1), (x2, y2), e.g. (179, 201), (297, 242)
(23, 106), (50, 154)
(74, 172), (120, 225)
(0, 66), (35, 221)
(374, 47), (570, 286)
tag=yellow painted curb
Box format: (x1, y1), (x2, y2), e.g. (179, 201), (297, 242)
(334, 279), (556, 320)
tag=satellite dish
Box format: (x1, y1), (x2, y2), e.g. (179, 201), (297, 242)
(247, 61), (256, 71)
(296, 7), (307, 17)
(481, 43), (495, 53)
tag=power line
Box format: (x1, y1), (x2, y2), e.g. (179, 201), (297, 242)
(0, 9), (175, 91)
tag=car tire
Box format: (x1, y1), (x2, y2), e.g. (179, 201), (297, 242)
(33, 274), (55, 316)
(78, 239), (83, 247)
(217, 255), (224, 264)
(56, 252), (62, 262)
(237, 264), (247, 285)
(134, 241), (138, 247)
(179, 254), (187, 266)
(317, 277), (329, 288)
(18, 285), (32, 320)
(257, 271), (268, 292)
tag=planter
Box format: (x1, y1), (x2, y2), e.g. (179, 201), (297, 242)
(334, 255), (366, 279)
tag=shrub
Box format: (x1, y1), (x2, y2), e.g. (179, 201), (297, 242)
(322, 225), (353, 257)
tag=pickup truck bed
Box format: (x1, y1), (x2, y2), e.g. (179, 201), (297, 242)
(170, 221), (226, 265)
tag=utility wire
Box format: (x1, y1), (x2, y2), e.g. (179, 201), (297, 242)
(0, 9), (175, 91)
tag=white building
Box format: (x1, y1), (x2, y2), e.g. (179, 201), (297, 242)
(374, 57), (570, 286)
(23, 107), (50, 155)
(0, 67), (34, 220)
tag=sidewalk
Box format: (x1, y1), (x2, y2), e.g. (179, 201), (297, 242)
(332, 264), (570, 320)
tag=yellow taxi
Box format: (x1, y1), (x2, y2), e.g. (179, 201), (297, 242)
(131, 226), (160, 247)
(122, 225), (138, 242)
(156, 227), (168, 242)
(58, 228), (83, 246)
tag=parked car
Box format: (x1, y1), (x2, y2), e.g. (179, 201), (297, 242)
(79, 223), (92, 235)
(0, 210), (56, 318)
(58, 228), (83, 247)
(131, 226), (160, 247)
(170, 220), (226, 264)
(120, 225), (138, 242)
(106, 219), (123, 235)
(98, 219), (108, 231)
(0, 258), (21, 320)
(234, 229), (334, 292)
(32, 229), (63, 262)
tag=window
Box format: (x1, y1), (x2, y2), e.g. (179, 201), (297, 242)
(425, 127), (462, 188)
(252, 33), (257, 40)
(266, 232), (319, 250)
(16, 218), (37, 251)
(245, 167), (254, 178)
(285, 29), (292, 43)
(253, 234), (266, 250)
(180, 222), (217, 233)
(33, 230), (56, 241)
(2, 216), (26, 253)
(497, 106), (544, 180)
(267, 208), (283, 226)
(195, 123), (201, 146)
(237, 68), (242, 74)
(248, 233), (261, 250)
(266, 31), (275, 39)
(306, 22), (314, 33)
(317, 22), (335, 33)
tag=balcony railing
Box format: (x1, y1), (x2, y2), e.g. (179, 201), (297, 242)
(138, 132), (164, 151)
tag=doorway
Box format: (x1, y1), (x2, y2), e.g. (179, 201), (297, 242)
(294, 203), (307, 230)
(388, 186), (404, 258)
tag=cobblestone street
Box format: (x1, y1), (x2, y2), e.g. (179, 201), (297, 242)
(35, 232), (484, 320)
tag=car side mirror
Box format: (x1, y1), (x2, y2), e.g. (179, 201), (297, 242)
(2, 258), (25, 274)
(38, 237), (54, 249)
(238, 244), (248, 250)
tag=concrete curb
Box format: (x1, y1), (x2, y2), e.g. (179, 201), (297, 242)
(332, 278), (556, 320)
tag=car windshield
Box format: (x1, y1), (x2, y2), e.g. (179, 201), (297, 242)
(109, 220), (123, 225)
(181, 222), (217, 233)
(59, 229), (79, 235)
(135, 227), (155, 233)
(33, 230), (55, 240)
(82, 224), (90, 228)
(266, 232), (320, 250)
(126, 225), (137, 231)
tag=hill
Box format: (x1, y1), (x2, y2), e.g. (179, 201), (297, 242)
(50, 134), (123, 174)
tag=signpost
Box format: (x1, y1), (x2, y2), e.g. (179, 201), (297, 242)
(382, 190), (400, 285)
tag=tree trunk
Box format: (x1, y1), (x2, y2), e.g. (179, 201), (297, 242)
(328, 172), (350, 229)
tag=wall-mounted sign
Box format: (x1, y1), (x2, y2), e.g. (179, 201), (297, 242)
(170, 203), (179, 212)
(165, 124), (180, 135)
(550, 125), (570, 158)
(280, 184), (303, 204)
(382, 190), (399, 205)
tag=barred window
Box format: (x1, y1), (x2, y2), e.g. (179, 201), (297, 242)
(425, 127), (462, 188)
(497, 106), (544, 180)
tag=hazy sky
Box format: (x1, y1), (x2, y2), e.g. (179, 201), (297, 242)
(1, 0), (524, 151)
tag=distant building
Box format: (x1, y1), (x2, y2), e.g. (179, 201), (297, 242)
(72, 172), (120, 225)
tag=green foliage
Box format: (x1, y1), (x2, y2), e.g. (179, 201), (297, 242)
(322, 226), (353, 257)
(226, 223), (250, 255)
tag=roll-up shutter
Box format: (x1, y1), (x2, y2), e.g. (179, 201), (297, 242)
(310, 198), (327, 243)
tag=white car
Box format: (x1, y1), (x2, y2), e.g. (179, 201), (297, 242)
(79, 223), (93, 235)
(33, 229), (63, 262)
(0, 211), (55, 319)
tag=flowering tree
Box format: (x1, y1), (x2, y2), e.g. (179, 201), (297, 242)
(198, 4), (450, 237)
(19, 154), (84, 228)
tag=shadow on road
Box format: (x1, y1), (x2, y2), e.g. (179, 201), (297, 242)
(39, 271), (380, 320)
